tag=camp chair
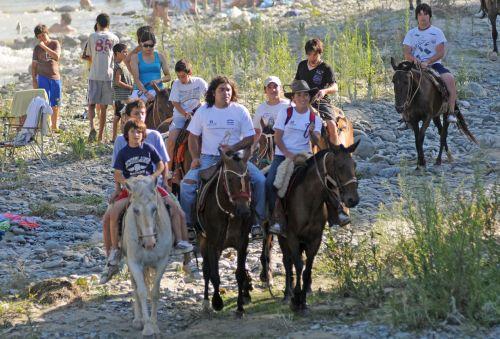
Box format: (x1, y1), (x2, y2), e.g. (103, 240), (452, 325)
(0, 89), (56, 170)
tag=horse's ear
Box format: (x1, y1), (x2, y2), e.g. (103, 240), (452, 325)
(346, 139), (361, 153)
(151, 81), (161, 95)
(390, 57), (397, 70)
(125, 180), (133, 192)
(259, 117), (266, 130)
(331, 143), (341, 154)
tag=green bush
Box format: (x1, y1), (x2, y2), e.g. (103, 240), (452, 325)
(323, 170), (499, 328)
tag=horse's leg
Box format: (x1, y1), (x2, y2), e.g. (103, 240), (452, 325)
(279, 238), (293, 302)
(128, 263), (154, 336)
(302, 238), (322, 309)
(236, 242), (249, 317)
(490, 13), (498, 54)
(130, 274), (143, 330)
(434, 116), (445, 165)
(202, 243), (211, 313)
(259, 233), (273, 285)
(151, 260), (169, 334)
(208, 247), (223, 311)
(287, 238), (303, 312)
(412, 122), (423, 169)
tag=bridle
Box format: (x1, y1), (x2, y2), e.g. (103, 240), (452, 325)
(394, 64), (422, 112)
(313, 151), (357, 201)
(130, 192), (160, 247)
(215, 162), (251, 218)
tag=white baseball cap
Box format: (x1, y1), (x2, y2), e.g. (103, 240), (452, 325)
(264, 76), (282, 87)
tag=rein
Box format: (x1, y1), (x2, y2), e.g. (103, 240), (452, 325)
(215, 162), (251, 218)
(313, 151), (357, 201)
(394, 64), (422, 112)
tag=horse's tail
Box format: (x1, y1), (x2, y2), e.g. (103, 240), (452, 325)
(456, 110), (478, 144)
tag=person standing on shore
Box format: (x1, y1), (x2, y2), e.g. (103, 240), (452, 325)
(86, 13), (119, 143)
(32, 24), (62, 131)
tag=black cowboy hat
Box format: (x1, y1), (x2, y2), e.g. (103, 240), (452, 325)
(284, 80), (319, 101)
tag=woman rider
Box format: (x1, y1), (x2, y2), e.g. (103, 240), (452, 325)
(129, 30), (171, 102)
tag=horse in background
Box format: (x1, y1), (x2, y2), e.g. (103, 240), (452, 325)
(391, 58), (477, 169)
(145, 82), (174, 134)
(480, 0), (499, 60)
(121, 176), (174, 336)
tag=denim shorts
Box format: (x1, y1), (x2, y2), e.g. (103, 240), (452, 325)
(431, 63), (451, 75)
(171, 115), (188, 131)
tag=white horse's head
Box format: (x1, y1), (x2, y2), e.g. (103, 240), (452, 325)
(125, 176), (160, 250)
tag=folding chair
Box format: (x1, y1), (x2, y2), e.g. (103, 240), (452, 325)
(0, 89), (57, 170)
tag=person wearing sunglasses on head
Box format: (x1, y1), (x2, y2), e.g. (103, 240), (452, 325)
(129, 30), (171, 102)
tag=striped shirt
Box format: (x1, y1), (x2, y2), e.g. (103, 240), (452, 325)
(113, 62), (132, 101)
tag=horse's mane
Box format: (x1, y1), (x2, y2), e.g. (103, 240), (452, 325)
(394, 60), (415, 72)
(292, 149), (331, 187)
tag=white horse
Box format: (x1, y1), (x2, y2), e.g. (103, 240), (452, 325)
(122, 176), (173, 336)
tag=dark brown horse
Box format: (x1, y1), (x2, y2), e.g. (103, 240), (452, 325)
(391, 58), (477, 168)
(251, 119), (275, 169)
(144, 82), (174, 133)
(195, 150), (254, 316)
(409, 0), (421, 10)
(268, 144), (360, 311)
(481, 0), (499, 59)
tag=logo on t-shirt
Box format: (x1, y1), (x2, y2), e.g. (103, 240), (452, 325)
(208, 119), (216, 127)
(125, 156), (151, 177)
(312, 69), (324, 85)
(226, 119), (235, 126)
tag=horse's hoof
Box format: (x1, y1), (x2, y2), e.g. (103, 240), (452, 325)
(142, 322), (155, 337)
(132, 318), (143, 330)
(446, 151), (453, 163)
(435, 159), (442, 166)
(212, 294), (224, 311)
(202, 299), (211, 313)
(282, 295), (290, 304)
(306, 286), (312, 294)
(235, 309), (245, 319)
(289, 300), (301, 313)
(488, 51), (498, 61)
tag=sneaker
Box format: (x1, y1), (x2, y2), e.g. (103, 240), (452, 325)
(447, 114), (457, 123)
(268, 222), (283, 235)
(250, 224), (263, 238)
(88, 128), (97, 142)
(397, 119), (409, 130)
(337, 211), (351, 227)
(108, 248), (121, 265)
(174, 240), (193, 254)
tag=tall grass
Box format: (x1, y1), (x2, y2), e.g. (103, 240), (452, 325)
(323, 170), (499, 328)
(166, 19), (387, 108)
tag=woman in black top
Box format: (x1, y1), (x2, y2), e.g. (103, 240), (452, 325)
(295, 38), (340, 146)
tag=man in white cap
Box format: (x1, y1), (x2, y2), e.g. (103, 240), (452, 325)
(253, 76), (290, 141)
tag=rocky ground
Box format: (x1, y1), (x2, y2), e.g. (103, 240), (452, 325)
(0, 0), (498, 338)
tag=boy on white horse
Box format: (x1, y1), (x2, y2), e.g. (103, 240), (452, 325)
(101, 102), (193, 283)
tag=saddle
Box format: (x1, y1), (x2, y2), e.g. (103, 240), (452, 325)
(171, 121), (191, 184)
(422, 67), (449, 102)
(274, 154), (309, 199)
(196, 162), (222, 215)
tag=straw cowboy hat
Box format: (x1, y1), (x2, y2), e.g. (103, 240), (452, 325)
(284, 80), (319, 101)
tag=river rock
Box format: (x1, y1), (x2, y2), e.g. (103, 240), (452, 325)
(377, 130), (396, 142)
(462, 82), (488, 97)
(42, 258), (65, 269)
(353, 135), (376, 159)
(489, 102), (500, 113)
(379, 167), (401, 178)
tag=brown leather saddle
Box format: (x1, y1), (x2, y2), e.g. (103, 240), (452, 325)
(193, 162), (222, 235)
(422, 67), (450, 102)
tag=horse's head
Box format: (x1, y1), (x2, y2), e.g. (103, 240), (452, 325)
(328, 140), (360, 208)
(391, 57), (415, 114)
(220, 149), (252, 219)
(149, 82), (174, 126)
(125, 176), (160, 250)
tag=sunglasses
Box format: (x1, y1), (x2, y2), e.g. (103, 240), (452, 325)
(142, 43), (155, 48)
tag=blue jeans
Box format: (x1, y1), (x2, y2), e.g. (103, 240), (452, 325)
(265, 155), (286, 214)
(180, 154), (266, 225)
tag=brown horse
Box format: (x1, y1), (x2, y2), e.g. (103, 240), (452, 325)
(481, 0), (499, 59)
(170, 121), (193, 195)
(195, 150), (254, 316)
(251, 119), (275, 169)
(268, 144), (360, 311)
(144, 82), (174, 133)
(391, 58), (477, 168)
(409, 0), (421, 10)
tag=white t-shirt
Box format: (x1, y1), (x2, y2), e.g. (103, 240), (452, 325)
(273, 107), (322, 156)
(188, 102), (255, 156)
(86, 30), (120, 81)
(169, 76), (208, 119)
(252, 99), (290, 129)
(403, 25), (447, 64)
